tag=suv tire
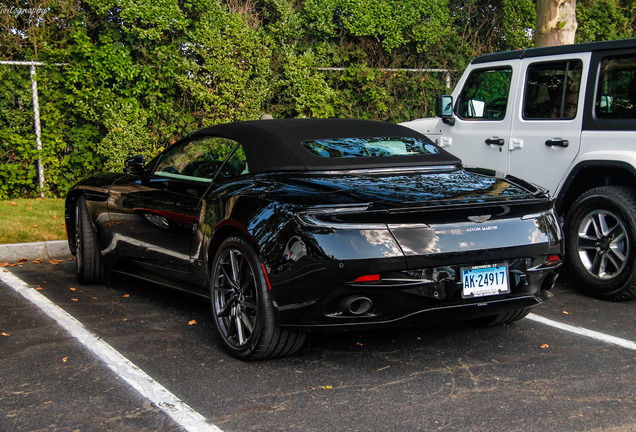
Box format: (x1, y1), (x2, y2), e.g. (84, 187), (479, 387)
(565, 186), (636, 301)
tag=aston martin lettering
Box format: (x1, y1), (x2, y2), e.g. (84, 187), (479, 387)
(465, 225), (499, 232)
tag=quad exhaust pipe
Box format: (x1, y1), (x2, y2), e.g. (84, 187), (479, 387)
(340, 296), (373, 316)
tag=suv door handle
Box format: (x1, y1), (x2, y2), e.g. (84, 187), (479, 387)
(485, 137), (505, 146)
(545, 138), (569, 147)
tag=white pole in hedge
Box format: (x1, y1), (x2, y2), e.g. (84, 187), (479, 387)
(0, 60), (67, 198)
(29, 64), (45, 198)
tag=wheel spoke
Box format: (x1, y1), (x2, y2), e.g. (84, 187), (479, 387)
(239, 311), (255, 334)
(596, 212), (611, 237)
(606, 249), (625, 269)
(589, 250), (603, 276)
(235, 313), (245, 345)
(217, 293), (238, 318)
(219, 261), (239, 290)
(589, 215), (602, 238)
(240, 276), (254, 294)
(229, 250), (241, 286)
(243, 297), (257, 310)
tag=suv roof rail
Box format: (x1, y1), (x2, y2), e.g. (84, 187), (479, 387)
(473, 38), (636, 64)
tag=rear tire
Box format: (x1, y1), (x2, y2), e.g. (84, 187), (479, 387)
(210, 236), (306, 360)
(74, 195), (108, 284)
(565, 186), (636, 301)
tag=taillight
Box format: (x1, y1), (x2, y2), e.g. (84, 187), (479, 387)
(354, 274), (381, 282)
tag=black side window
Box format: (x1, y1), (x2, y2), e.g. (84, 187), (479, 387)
(523, 60), (582, 120)
(456, 67), (512, 120)
(154, 137), (249, 182)
(595, 55), (636, 119)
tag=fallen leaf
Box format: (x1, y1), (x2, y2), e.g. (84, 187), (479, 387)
(1, 332), (9, 337)
(355, 342), (364, 346)
(540, 344), (550, 349)
(0, 263), (9, 267)
(62, 357), (68, 363)
(33, 259), (43, 264)
(32, 224), (38, 228)
(562, 311), (570, 315)
(321, 385), (333, 390)
(188, 320), (197, 326)
(123, 294), (130, 298)
(70, 287), (77, 291)
(17, 258), (27, 262)
(71, 298), (78, 302)
(10, 201), (17, 206)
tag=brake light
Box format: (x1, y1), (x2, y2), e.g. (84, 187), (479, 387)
(354, 274), (381, 282)
(548, 255), (561, 262)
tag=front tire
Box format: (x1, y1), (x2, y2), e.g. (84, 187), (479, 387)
(210, 236), (306, 360)
(74, 195), (107, 284)
(565, 186), (636, 301)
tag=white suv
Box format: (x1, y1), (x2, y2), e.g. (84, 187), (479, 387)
(403, 39), (636, 301)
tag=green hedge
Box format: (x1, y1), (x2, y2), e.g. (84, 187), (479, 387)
(1, 0), (634, 198)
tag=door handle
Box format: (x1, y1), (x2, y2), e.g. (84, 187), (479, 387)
(485, 137), (505, 146)
(545, 138), (569, 147)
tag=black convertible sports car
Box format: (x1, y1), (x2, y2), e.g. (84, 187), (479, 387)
(66, 118), (562, 359)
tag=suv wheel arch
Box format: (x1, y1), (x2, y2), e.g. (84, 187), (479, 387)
(555, 160), (636, 217)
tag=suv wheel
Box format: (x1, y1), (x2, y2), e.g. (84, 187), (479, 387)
(565, 186), (636, 300)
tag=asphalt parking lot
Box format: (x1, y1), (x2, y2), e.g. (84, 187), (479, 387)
(1, 258), (635, 432)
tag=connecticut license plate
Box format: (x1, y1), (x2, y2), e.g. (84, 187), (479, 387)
(461, 264), (510, 299)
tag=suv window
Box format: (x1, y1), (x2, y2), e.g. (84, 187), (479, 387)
(456, 67), (512, 120)
(154, 137), (249, 182)
(523, 60), (582, 120)
(595, 55), (636, 119)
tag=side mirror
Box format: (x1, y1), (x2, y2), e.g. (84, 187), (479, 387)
(436, 95), (455, 126)
(124, 155), (147, 175)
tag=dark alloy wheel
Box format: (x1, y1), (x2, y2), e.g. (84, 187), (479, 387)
(210, 236), (306, 360)
(74, 194), (107, 284)
(566, 186), (636, 301)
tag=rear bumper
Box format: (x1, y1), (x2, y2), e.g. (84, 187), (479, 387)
(281, 290), (553, 330)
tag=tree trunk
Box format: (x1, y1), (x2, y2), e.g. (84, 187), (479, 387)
(535, 0), (577, 47)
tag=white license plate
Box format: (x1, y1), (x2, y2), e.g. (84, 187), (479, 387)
(461, 264), (510, 298)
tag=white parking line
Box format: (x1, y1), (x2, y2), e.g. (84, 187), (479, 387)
(527, 313), (636, 351)
(0, 269), (223, 432)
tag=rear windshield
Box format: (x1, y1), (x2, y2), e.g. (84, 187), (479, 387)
(301, 137), (439, 158)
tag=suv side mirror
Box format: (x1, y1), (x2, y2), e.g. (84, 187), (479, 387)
(436, 95), (455, 126)
(124, 155), (147, 175)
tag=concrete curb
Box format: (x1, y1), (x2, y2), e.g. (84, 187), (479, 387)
(0, 240), (70, 262)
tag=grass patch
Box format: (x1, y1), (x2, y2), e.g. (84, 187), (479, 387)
(0, 198), (66, 244)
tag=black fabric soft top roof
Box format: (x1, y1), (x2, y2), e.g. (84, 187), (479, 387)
(188, 118), (461, 173)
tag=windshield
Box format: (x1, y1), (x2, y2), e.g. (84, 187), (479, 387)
(301, 137), (440, 159)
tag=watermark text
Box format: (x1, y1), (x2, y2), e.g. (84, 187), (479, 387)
(1, 6), (49, 18)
